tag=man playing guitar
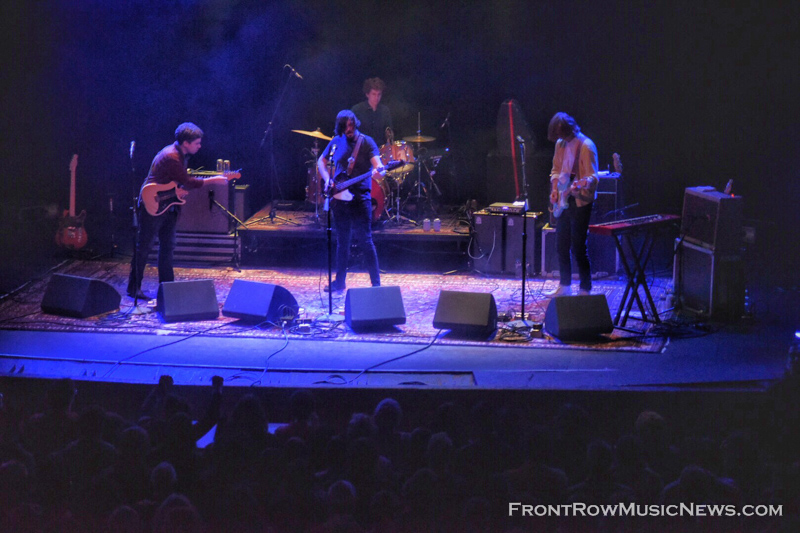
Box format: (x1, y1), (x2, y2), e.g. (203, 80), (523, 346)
(546, 112), (599, 297)
(127, 122), (230, 300)
(317, 110), (385, 292)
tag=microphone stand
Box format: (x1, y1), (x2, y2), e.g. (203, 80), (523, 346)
(210, 186), (245, 271)
(259, 69), (296, 225)
(128, 142), (149, 314)
(317, 149), (344, 324)
(508, 137), (536, 330)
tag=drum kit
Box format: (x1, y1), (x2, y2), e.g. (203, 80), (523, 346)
(293, 123), (442, 226)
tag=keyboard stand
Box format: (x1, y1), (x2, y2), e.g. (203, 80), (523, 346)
(610, 229), (662, 327)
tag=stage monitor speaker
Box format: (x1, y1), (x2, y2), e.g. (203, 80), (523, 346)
(433, 290), (497, 337)
(680, 187), (743, 253)
(222, 280), (299, 323)
(345, 286), (406, 330)
(156, 279), (219, 322)
(41, 274), (121, 318)
(544, 294), (613, 340)
(176, 181), (231, 234)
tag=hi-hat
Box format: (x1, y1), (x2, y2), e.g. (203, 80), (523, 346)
(292, 129), (332, 141)
(403, 134), (436, 143)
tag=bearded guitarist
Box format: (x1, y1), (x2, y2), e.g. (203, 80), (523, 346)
(317, 110), (386, 292)
(126, 122), (229, 300)
(546, 112), (599, 298)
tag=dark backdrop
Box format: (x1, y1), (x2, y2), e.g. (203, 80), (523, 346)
(2, 0), (798, 290)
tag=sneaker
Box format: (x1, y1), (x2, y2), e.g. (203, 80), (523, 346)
(545, 285), (572, 297)
(324, 282), (346, 292)
(577, 289), (591, 296)
(127, 289), (153, 300)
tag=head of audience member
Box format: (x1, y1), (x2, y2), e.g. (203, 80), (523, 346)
(373, 397), (402, 434)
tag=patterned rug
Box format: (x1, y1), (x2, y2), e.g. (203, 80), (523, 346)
(0, 259), (671, 352)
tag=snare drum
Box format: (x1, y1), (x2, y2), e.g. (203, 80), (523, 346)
(379, 141), (415, 176)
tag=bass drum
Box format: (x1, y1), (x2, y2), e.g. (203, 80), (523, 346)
(379, 141), (415, 178)
(370, 177), (389, 222)
(305, 165), (323, 206)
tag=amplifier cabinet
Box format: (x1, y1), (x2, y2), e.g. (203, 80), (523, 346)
(680, 187), (743, 253)
(176, 181), (233, 234)
(673, 238), (744, 321)
(541, 224), (618, 277)
(473, 211), (538, 276)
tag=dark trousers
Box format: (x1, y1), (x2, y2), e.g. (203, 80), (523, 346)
(555, 197), (593, 291)
(127, 205), (178, 295)
(332, 195), (380, 286)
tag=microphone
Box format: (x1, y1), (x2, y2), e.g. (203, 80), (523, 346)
(439, 112), (450, 129)
(328, 144), (337, 158)
(516, 135), (525, 144)
(285, 64), (303, 79)
(129, 141), (135, 159)
(209, 189), (215, 211)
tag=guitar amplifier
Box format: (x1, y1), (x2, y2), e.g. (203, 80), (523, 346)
(473, 211), (538, 276)
(176, 181), (232, 234)
(673, 238), (744, 321)
(680, 187), (743, 253)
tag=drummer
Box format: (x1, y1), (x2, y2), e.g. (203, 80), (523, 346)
(351, 77), (393, 145)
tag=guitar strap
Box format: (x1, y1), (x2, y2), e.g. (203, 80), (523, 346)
(346, 134), (364, 176)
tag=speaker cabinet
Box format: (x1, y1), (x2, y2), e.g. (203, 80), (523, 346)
(176, 181), (232, 234)
(222, 280), (299, 323)
(156, 280), (219, 322)
(433, 291), (498, 337)
(473, 211), (537, 275)
(680, 187), (743, 253)
(544, 294), (613, 340)
(344, 286), (406, 331)
(41, 274), (121, 318)
(541, 224), (618, 277)
(673, 239), (744, 321)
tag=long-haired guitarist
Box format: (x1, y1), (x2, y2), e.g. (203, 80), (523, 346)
(126, 123), (228, 300)
(316, 110), (385, 292)
(546, 112), (599, 297)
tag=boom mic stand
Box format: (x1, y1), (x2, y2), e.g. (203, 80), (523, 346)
(128, 141), (150, 314)
(209, 188), (245, 270)
(259, 67), (297, 225)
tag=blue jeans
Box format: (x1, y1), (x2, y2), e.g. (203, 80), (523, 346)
(556, 197), (593, 292)
(332, 195), (380, 287)
(127, 205), (178, 295)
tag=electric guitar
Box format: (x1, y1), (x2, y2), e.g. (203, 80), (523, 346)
(55, 154), (88, 250)
(140, 171), (240, 216)
(325, 160), (403, 203)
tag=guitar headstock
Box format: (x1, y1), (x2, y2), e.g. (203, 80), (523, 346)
(612, 153), (622, 174)
(69, 154), (78, 174)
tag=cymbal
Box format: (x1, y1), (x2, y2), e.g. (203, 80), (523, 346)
(402, 134), (436, 143)
(291, 129), (332, 141)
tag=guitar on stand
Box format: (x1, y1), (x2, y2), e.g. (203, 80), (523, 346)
(140, 170), (241, 216)
(55, 154), (88, 250)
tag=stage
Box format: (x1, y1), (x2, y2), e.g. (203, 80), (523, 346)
(0, 233), (792, 393)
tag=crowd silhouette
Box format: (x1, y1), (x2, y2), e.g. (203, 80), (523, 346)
(1, 359), (799, 532)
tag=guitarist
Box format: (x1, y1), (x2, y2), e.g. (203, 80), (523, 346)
(317, 110), (385, 292)
(127, 123), (228, 300)
(546, 112), (599, 298)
